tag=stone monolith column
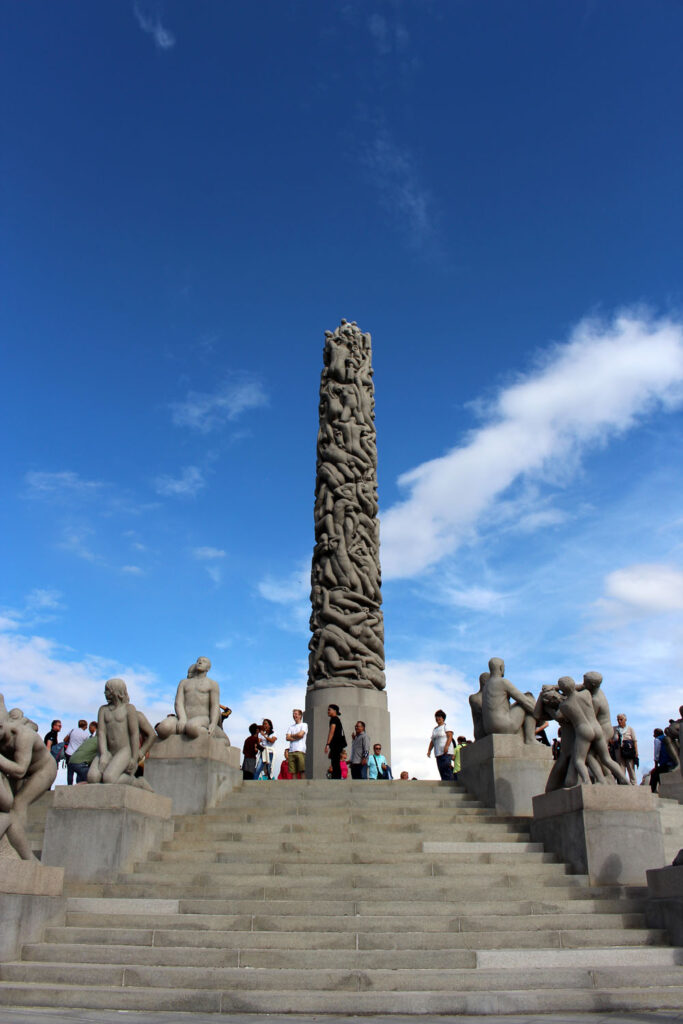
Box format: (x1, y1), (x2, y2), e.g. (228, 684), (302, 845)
(304, 320), (391, 778)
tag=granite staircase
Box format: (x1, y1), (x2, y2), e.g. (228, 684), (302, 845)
(2, 780), (683, 1014)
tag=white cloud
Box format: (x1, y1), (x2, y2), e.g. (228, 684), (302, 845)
(382, 312), (683, 580)
(25, 471), (103, 498)
(171, 375), (267, 433)
(192, 547), (226, 560)
(603, 563), (683, 615)
(257, 564), (310, 634)
(364, 128), (437, 254)
(154, 465), (205, 497)
(0, 627), (173, 733)
(121, 565), (144, 576)
(133, 5), (175, 50)
(59, 526), (100, 563)
(26, 589), (63, 611)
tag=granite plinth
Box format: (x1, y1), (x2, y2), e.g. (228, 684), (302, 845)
(531, 784), (666, 885)
(459, 734), (552, 816)
(0, 862), (65, 962)
(646, 864), (683, 945)
(41, 784), (173, 882)
(659, 770), (683, 804)
(146, 734), (241, 813)
(304, 686), (390, 780)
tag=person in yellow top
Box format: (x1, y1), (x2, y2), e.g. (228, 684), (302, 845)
(452, 735), (467, 780)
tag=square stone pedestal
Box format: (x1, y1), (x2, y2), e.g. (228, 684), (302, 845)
(646, 864), (683, 945)
(531, 784), (666, 885)
(42, 785), (173, 882)
(304, 687), (391, 780)
(659, 770), (683, 804)
(0, 861), (65, 961)
(459, 734), (552, 816)
(146, 734), (241, 814)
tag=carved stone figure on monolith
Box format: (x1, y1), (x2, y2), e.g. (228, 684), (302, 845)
(156, 657), (229, 743)
(469, 672), (489, 741)
(0, 695), (57, 860)
(305, 321), (391, 777)
(481, 658), (537, 743)
(308, 321), (385, 692)
(578, 672), (612, 742)
(88, 678), (156, 788)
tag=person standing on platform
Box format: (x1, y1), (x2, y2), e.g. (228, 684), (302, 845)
(349, 721), (370, 779)
(324, 704), (345, 779)
(64, 719), (90, 785)
(285, 709), (307, 779)
(611, 713), (639, 784)
(427, 709), (454, 781)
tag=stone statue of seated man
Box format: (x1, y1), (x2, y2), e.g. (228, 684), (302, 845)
(481, 658), (537, 744)
(0, 701), (58, 860)
(468, 672), (489, 741)
(87, 678), (156, 787)
(156, 657), (229, 742)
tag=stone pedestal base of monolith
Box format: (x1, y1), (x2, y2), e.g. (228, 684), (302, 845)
(531, 784), (666, 885)
(146, 734), (241, 814)
(304, 687), (391, 779)
(459, 734), (552, 816)
(0, 861), (65, 961)
(646, 864), (683, 945)
(659, 771), (683, 804)
(42, 785), (173, 882)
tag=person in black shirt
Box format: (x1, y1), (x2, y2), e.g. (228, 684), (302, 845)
(242, 723), (261, 781)
(324, 704), (345, 779)
(43, 720), (64, 763)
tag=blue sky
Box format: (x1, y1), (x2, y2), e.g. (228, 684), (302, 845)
(2, 1), (682, 779)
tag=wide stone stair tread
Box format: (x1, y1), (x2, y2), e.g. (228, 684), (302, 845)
(3, 778), (683, 1013)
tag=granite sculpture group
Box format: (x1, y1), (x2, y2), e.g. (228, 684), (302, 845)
(468, 658), (683, 792)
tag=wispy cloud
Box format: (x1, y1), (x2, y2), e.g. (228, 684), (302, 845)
(257, 563), (310, 634)
(0, 589), (65, 634)
(133, 4), (175, 50)
(367, 13), (410, 57)
(192, 546), (226, 561)
(600, 563), (683, 617)
(364, 128), (438, 254)
(171, 375), (267, 433)
(154, 465), (205, 497)
(59, 525), (101, 563)
(25, 471), (103, 499)
(121, 565), (144, 576)
(382, 312), (683, 580)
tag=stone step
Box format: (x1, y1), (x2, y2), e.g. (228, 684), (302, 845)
(163, 832), (535, 852)
(146, 850), (563, 868)
(43, 923), (669, 951)
(61, 908), (658, 939)
(64, 895), (647, 924)
(21, 941), (680, 971)
(172, 809), (515, 827)
(4, 960), (682, 993)
(2, 980), (683, 1014)
(154, 846), (550, 865)
(172, 818), (529, 835)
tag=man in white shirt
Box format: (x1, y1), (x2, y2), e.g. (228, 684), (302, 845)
(285, 709), (308, 779)
(65, 719), (91, 785)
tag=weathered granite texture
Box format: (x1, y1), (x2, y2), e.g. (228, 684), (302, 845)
(156, 658), (230, 744)
(308, 321), (385, 693)
(304, 684), (390, 781)
(42, 784), (172, 881)
(534, 677), (626, 790)
(481, 659), (537, 744)
(531, 784), (666, 885)
(459, 733), (552, 816)
(87, 678), (156, 788)
(0, 693), (57, 860)
(646, 863), (683, 945)
(0, 861), (65, 961)
(146, 734), (241, 814)
(659, 771), (683, 804)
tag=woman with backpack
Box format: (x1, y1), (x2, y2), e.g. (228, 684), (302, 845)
(611, 714), (638, 784)
(324, 704), (345, 779)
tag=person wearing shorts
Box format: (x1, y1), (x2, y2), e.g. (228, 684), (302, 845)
(286, 708), (307, 778)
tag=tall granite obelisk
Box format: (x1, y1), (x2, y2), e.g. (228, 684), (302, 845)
(304, 320), (391, 777)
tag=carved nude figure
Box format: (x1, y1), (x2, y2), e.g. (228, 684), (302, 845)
(156, 657), (227, 741)
(469, 673), (489, 741)
(481, 658), (537, 743)
(0, 712), (57, 860)
(578, 672), (612, 742)
(552, 677), (626, 786)
(88, 678), (156, 786)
